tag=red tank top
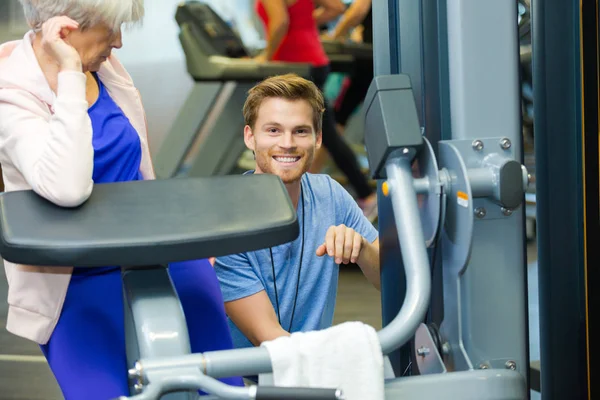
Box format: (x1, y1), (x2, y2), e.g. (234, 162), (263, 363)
(256, 0), (329, 67)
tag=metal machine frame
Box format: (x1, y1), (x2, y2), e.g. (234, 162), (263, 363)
(532, 0), (598, 398)
(372, 0), (530, 394)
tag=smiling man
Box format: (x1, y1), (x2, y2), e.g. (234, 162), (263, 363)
(214, 74), (380, 351)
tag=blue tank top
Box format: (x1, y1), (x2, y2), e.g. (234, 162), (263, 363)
(73, 74), (144, 275)
(89, 74), (144, 184)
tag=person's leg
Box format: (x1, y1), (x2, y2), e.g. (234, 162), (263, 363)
(311, 73), (357, 173)
(310, 65), (374, 201)
(333, 76), (353, 126)
(40, 269), (129, 400)
(169, 259), (244, 389)
(334, 60), (374, 129)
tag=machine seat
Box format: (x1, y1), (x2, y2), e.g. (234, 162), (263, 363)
(0, 175), (298, 267)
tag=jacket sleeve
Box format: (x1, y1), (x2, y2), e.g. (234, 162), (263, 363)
(136, 89), (155, 180)
(0, 71), (94, 207)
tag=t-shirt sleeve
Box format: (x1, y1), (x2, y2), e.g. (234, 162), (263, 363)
(214, 252), (265, 302)
(331, 178), (379, 243)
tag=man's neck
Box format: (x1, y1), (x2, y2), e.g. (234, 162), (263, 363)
(285, 180), (302, 210)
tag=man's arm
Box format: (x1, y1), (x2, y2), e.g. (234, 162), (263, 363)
(317, 225), (380, 290)
(214, 252), (288, 345)
(225, 291), (290, 346)
(356, 237), (380, 290)
(319, 177), (381, 289)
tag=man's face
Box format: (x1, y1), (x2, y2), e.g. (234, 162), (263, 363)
(244, 97), (322, 184)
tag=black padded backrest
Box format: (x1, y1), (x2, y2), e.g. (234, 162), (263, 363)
(175, 1), (249, 58)
(0, 175), (298, 267)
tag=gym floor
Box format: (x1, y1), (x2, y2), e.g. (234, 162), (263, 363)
(0, 241), (539, 399)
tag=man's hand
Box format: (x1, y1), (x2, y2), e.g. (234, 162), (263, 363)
(316, 224), (365, 264)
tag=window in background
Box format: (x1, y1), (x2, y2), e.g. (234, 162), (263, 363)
(0, 0), (28, 42)
(9, 0), (29, 34)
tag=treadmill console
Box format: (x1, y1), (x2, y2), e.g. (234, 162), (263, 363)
(175, 2), (248, 58)
(174, 1), (310, 81)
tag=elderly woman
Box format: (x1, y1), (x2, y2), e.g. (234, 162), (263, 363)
(0, 1), (242, 398)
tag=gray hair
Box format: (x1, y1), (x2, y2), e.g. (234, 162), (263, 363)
(19, 0), (144, 32)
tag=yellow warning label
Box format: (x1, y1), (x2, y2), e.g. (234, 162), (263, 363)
(382, 181), (389, 197)
(457, 191), (469, 208)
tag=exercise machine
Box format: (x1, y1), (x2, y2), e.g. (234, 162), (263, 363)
(0, 79), (530, 400)
(0, 176), (341, 400)
(372, 0), (531, 396)
(322, 39), (372, 77)
(0, 74), (530, 400)
(0, 127), (430, 399)
(532, 0), (599, 397)
(153, 2), (310, 179)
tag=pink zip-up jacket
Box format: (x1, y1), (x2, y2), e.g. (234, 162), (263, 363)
(0, 31), (155, 344)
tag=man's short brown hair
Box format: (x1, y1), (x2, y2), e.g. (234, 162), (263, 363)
(243, 73), (325, 133)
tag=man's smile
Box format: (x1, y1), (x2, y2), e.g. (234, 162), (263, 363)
(272, 155), (301, 164)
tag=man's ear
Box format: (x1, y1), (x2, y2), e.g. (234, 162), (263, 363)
(244, 125), (256, 151)
(315, 130), (323, 149)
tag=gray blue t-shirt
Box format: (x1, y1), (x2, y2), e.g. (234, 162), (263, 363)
(214, 173), (378, 349)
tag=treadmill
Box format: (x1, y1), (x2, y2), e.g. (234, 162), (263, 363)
(154, 2), (311, 179)
(321, 40), (373, 63)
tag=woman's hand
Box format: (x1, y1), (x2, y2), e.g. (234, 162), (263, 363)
(41, 16), (82, 71)
(253, 52), (269, 63)
(320, 32), (334, 41)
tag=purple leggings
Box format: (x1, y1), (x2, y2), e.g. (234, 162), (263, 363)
(40, 259), (243, 399)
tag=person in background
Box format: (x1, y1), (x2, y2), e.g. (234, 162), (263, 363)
(254, 0), (378, 221)
(324, 0), (373, 135)
(0, 1), (242, 398)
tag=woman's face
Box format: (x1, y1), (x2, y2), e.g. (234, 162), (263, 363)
(66, 22), (122, 72)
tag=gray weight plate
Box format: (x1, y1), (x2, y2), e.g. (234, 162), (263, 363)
(416, 137), (441, 247)
(438, 141), (474, 269)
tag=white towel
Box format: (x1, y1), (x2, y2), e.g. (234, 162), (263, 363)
(260, 321), (384, 400)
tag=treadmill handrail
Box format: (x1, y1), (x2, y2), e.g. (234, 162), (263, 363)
(321, 39), (373, 59)
(179, 24), (311, 81)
